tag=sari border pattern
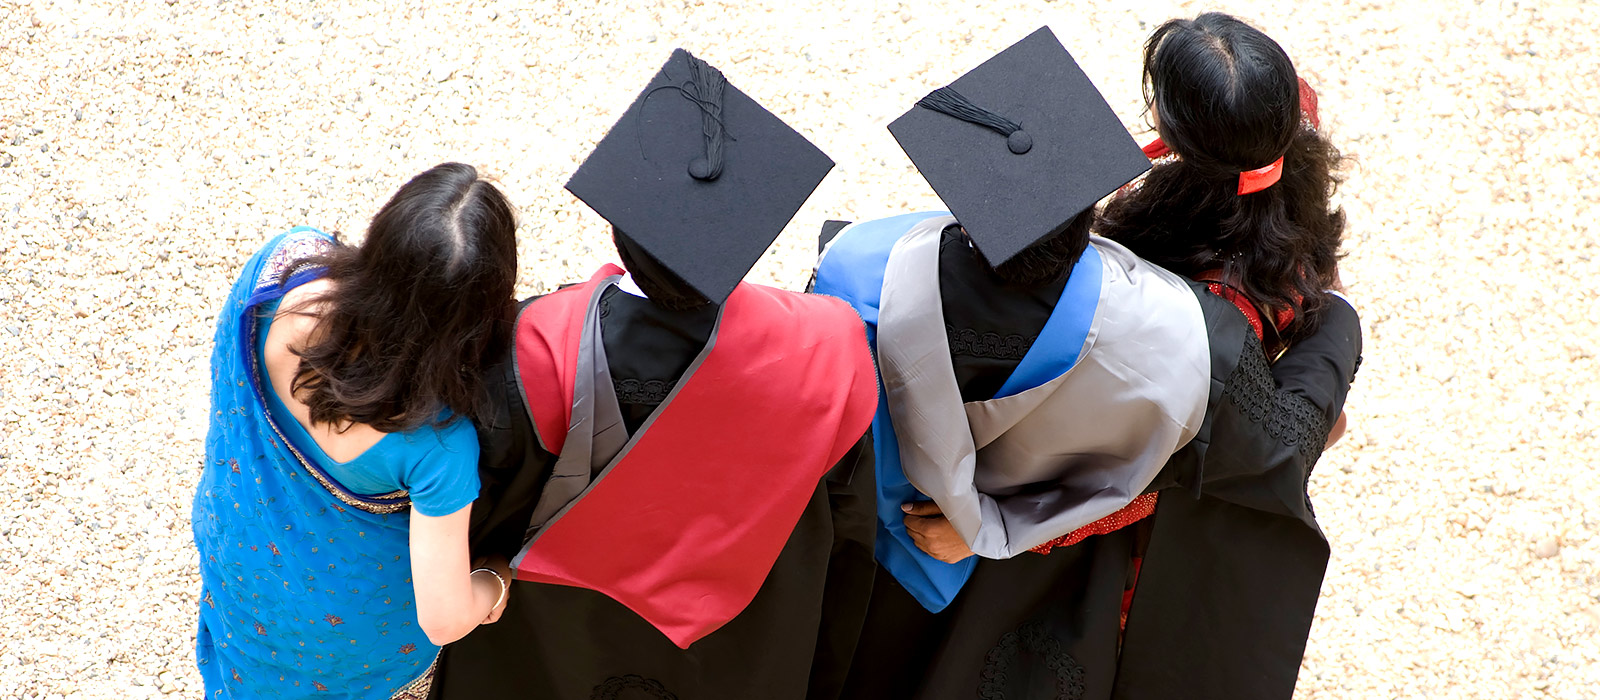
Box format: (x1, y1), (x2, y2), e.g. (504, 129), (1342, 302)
(244, 229), (412, 515)
(388, 656), (438, 700)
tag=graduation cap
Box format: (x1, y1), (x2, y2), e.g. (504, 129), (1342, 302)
(888, 27), (1151, 267)
(565, 49), (835, 304)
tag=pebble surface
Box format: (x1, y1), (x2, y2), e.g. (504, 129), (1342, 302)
(1, 1), (1595, 698)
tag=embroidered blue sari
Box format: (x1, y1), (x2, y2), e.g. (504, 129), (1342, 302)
(192, 228), (438, 700)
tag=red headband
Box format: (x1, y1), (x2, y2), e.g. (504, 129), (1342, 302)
(1140, 137), (1283, 195)
(1238, 78), (1319, 195)
(1236, 157), (1284, 195)
(1141, 77), (1322, 196)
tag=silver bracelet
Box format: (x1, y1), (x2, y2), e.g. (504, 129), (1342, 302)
(470, 567), (509, 612)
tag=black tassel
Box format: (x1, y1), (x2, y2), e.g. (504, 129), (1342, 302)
(916, 87), (1033, 154)
(683, 57), (728, 181)
(636, 53), (732, 181)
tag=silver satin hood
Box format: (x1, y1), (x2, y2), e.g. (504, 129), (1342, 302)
(876, 216), (1211, 558)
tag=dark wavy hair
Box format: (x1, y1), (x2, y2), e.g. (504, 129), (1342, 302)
(1096, 12), (1345, 342)
(283, 162), (518, 433)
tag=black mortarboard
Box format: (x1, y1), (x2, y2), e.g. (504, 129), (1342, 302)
(888, 27), (1150, 267)
(565, 48), (835, 304)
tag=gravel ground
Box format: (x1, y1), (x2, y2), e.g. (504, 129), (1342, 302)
(1, 1), (1595, 698)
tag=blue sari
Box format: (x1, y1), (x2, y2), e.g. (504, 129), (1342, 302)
(192, 228), (439, 700)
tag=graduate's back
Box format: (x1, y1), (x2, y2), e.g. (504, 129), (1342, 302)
(433, 273), (880, 700)
(432, 47), (884, 700)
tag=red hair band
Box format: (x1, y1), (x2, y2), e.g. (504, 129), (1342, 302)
(1237, 78), (1316, 195)
(1236, 156), (1284, 195)
(1140, 136), (1283, 195)
(1142, 75), (1317, 196)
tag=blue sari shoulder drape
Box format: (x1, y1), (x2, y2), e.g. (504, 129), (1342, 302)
(191, 228), (436, 700)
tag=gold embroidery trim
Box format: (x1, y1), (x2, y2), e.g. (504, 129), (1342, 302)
(389, 655), (438, 700)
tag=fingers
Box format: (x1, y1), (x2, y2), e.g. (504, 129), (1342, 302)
(901, 500), (944, 517)
(914, 539), (968, 564)
(903, 514), (973, 564)
(903, 515), (933, 540)
(903, 512), (943, 539)
(483, 584), (509, 624)
(904, 516), (930, 541)
(906, 525), (940, 559)
(480, 554), (512, 624)
(908, 514), (934, 536)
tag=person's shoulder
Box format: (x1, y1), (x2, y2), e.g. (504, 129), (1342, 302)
(749, 282), (863, 324)
(1090, 235), (1175, 278)
(393, 413), (482, 515)
(814, 211), (954, 308)
(821, 211), (949, 264)
(414, 415), (481, 455)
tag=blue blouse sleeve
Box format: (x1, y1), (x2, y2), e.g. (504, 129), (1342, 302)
(401, 420), (482, 517)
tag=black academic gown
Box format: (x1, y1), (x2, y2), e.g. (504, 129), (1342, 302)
(840, 229), (1363, 700)
(431, 287), (878, 700)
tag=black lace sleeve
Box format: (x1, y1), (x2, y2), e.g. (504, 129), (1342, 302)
(1223, 332), (1331, 468)
(1116, 291), (1361, 700)
(1150, 287), (1362, 524)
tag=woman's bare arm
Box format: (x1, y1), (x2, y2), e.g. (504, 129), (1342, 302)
(409, 505), (510, 646)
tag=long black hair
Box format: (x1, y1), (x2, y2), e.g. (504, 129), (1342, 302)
(284, 162), (518, 432)
(1097, 12), (1345, 341)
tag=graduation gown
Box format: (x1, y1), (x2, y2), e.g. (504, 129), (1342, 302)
(430, 269), (880, 700)
(819, 219), (1362, 700)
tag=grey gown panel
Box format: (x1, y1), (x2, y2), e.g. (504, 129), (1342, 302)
(876, 217), (1212, 558)
(516, 276), (629, 537)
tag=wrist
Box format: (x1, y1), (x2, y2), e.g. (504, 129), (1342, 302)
(470, 567), (508, 613)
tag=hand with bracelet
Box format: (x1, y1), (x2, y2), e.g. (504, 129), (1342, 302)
(410, 506), (515, 645)
(471, 555), (512, 624)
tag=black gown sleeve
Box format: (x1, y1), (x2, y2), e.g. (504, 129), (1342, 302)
(1203, 293), (1361, 522)
(806, 432), (877, 700)
(467, 299), (559, 561)
(1145, 289), (1363, 519)
(1269, 294), (1363, 424)
(1115, 290), (1363, 700)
